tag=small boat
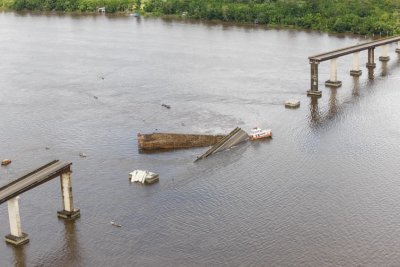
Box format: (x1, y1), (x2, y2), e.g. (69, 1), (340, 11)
(1, 159), (11, 166)
(249, 127), (272, 140)
(110, 221), (122, 227)
(129, 170), (159, 184)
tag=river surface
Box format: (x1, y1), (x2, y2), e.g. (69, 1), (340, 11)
(1, 12), (400, 267)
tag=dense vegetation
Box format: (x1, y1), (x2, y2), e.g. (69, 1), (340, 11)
(1, 0), (400, 35)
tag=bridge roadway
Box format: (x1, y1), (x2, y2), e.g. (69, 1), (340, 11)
(0, 160), (71, 205)
(309, 35), (400, 62)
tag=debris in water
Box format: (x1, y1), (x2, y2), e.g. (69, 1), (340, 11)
(79, 153), (87, 158)
(161, 103), (171, 109)
(94, 96), (98, 99)
(129, 170), (159, 184)
(1, 159), (11, 166)
(110, 221), (122, 227)
(285, 99), (300, 108)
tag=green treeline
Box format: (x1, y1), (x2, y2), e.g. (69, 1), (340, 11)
(1, 0), (400, 35)
(142, 0), (400, 35)
(0, 0), (141, 13)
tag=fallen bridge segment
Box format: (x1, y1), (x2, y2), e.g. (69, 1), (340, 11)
(195, 127), (249, 162)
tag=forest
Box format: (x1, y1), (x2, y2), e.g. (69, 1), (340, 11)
(1, 0), (399, 35)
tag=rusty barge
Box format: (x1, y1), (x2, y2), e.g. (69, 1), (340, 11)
(137, 132), (225, 150)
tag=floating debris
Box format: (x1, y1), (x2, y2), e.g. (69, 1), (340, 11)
(285, 99), (300, 108)
(161, 103), (171, 109)
(79, 153), (87, 158)
(110, 221), (122, 227)
(94, 96), (98, 99)
(137, 133), (225, 150)
(129, 170), (159, 184)
(1, 159), (11, 166)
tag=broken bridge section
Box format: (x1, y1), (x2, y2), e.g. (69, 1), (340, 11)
(0, 160), (80, 245)
(195, 127), (249, 162)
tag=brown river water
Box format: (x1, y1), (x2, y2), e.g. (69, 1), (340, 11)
(1, 12), (400, 267)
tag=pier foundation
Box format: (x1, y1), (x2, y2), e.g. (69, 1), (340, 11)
(350, 52), (362, 76)
(396, 41), (400, 53)
(307, 61), (322, 97)
(366, 48), (376, 68)
(57, 172), (80, 220)
(5, 197), (29, 246)
(325, 58), (342, 87)
(379, 44), (390, 61)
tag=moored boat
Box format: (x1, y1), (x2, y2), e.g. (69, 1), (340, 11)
(249, 127), (272, 140)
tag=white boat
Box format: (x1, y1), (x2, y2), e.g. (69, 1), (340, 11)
(249, 127), (272, 140)
(129, 170), (159, 184)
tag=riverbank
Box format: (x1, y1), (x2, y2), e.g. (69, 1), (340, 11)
(1, 0), (399, 36)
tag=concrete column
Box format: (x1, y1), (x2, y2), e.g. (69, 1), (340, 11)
(325, 58), (342, 87)
(366, 48), (376, 68)
(5, 196), (29, 245)
(57, 172), (80, 220)
(396, 41), (400, 53)
(379, 44), (390, 61)
(307, 61), (322, 97)
(350, 52), (362, 76)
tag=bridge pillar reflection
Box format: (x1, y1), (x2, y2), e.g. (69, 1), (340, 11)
(366, 48), (376, 68)
(307, 60), (322, 97)
(396, 41), (400, 53)
(325, 58), (342, 87)
(379, 44), (390, 61)
(350, 52), (362, 76)
(5, 196), (29, 246)
(57, 172), (80, 220)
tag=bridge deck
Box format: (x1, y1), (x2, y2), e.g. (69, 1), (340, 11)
(0, 160), (71, 204)
(309, 36), (400, 62)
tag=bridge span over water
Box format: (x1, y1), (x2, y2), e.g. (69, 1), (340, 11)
(307, 35), (400, 96)
(0, 160), (80, 245)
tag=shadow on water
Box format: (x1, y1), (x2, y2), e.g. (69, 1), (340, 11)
(10, 245), (27, 267)
(31, 219), (82, 267)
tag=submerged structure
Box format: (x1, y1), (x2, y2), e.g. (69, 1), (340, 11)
(195, 127), (249, 162)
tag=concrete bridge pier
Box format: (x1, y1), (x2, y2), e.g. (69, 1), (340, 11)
(57, 172), (80, 220)
(350, 52), (362, 76)
(366, 48), (376, 68)
(379, 44), (390, 61)
(325, 58), (342, 87)
(5, 196), (29, 246)
(396, 41), (400, 53)
(307, 61), (322, 96)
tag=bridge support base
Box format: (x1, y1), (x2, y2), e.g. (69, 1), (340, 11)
(57, 209), (81, 220)
(5, 196), (29, 246)
(5, 233), (29, 246)
(325, 80), (342, 87)
(307, 90), (322, 97)
(366, 63), (376, 68)
(379, 56), (390, 62)
(350, 70), (362, 76)
(396, 48), (400, 53)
